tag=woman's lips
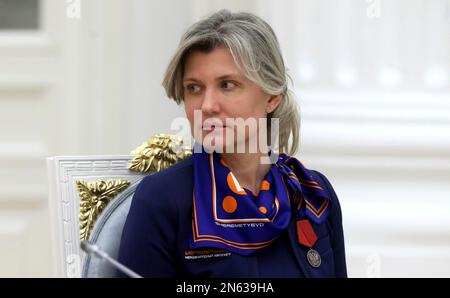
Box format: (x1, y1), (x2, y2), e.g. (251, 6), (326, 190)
(202, 125), (227, 131)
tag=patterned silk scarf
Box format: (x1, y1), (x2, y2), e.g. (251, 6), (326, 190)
(190, 146), (332, 255)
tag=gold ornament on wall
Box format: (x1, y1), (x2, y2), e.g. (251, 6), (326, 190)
(77, 179), (130, 241)
(129, 133), (192, 173)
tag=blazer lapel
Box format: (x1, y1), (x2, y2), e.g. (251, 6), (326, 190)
(286, 217), (314, 277)
(287, 213), (332, 278)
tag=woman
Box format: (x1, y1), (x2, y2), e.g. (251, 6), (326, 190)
(117, 9), (347, 278)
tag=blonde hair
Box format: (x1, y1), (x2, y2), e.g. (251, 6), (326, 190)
(162, 9), (300, 155)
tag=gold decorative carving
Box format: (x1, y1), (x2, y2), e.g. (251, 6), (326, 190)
(129, 133), (192, 173)
(77, 179), (130, 241)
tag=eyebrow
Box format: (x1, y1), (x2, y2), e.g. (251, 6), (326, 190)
(183, 73), (242, 83)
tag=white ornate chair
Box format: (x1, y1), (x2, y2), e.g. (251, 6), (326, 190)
(46, 134), (191, 277)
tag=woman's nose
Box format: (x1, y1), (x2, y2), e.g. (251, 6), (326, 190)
(201, 87), (220, 115)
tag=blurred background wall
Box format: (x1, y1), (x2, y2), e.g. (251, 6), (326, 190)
(0, 0), (449, 277)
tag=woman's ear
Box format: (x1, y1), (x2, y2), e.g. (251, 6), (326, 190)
(266, 94), (282, 113)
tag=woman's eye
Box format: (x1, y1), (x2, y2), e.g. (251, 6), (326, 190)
(186, 84), (201, 93)
(221, 81), (237, 90)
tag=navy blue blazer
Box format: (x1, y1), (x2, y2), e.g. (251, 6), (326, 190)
(117, 156), (347, 278)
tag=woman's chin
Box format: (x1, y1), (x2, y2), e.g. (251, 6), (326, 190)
(198, 138), (235, 153)
(195, 135), (258, 154)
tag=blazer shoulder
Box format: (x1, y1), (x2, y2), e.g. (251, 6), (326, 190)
(309, 169), (347, 277)
(310, 170), (344, 232)
(310, 170), (340, 205)
(138, 156), (193, 188)
(308, 170), (343, 232)
(133, 156), (193, 207)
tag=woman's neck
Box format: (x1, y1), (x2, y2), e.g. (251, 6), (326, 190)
(219, 151), (271, 195)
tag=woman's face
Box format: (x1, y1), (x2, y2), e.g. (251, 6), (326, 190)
(183, 46), (281, 153)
